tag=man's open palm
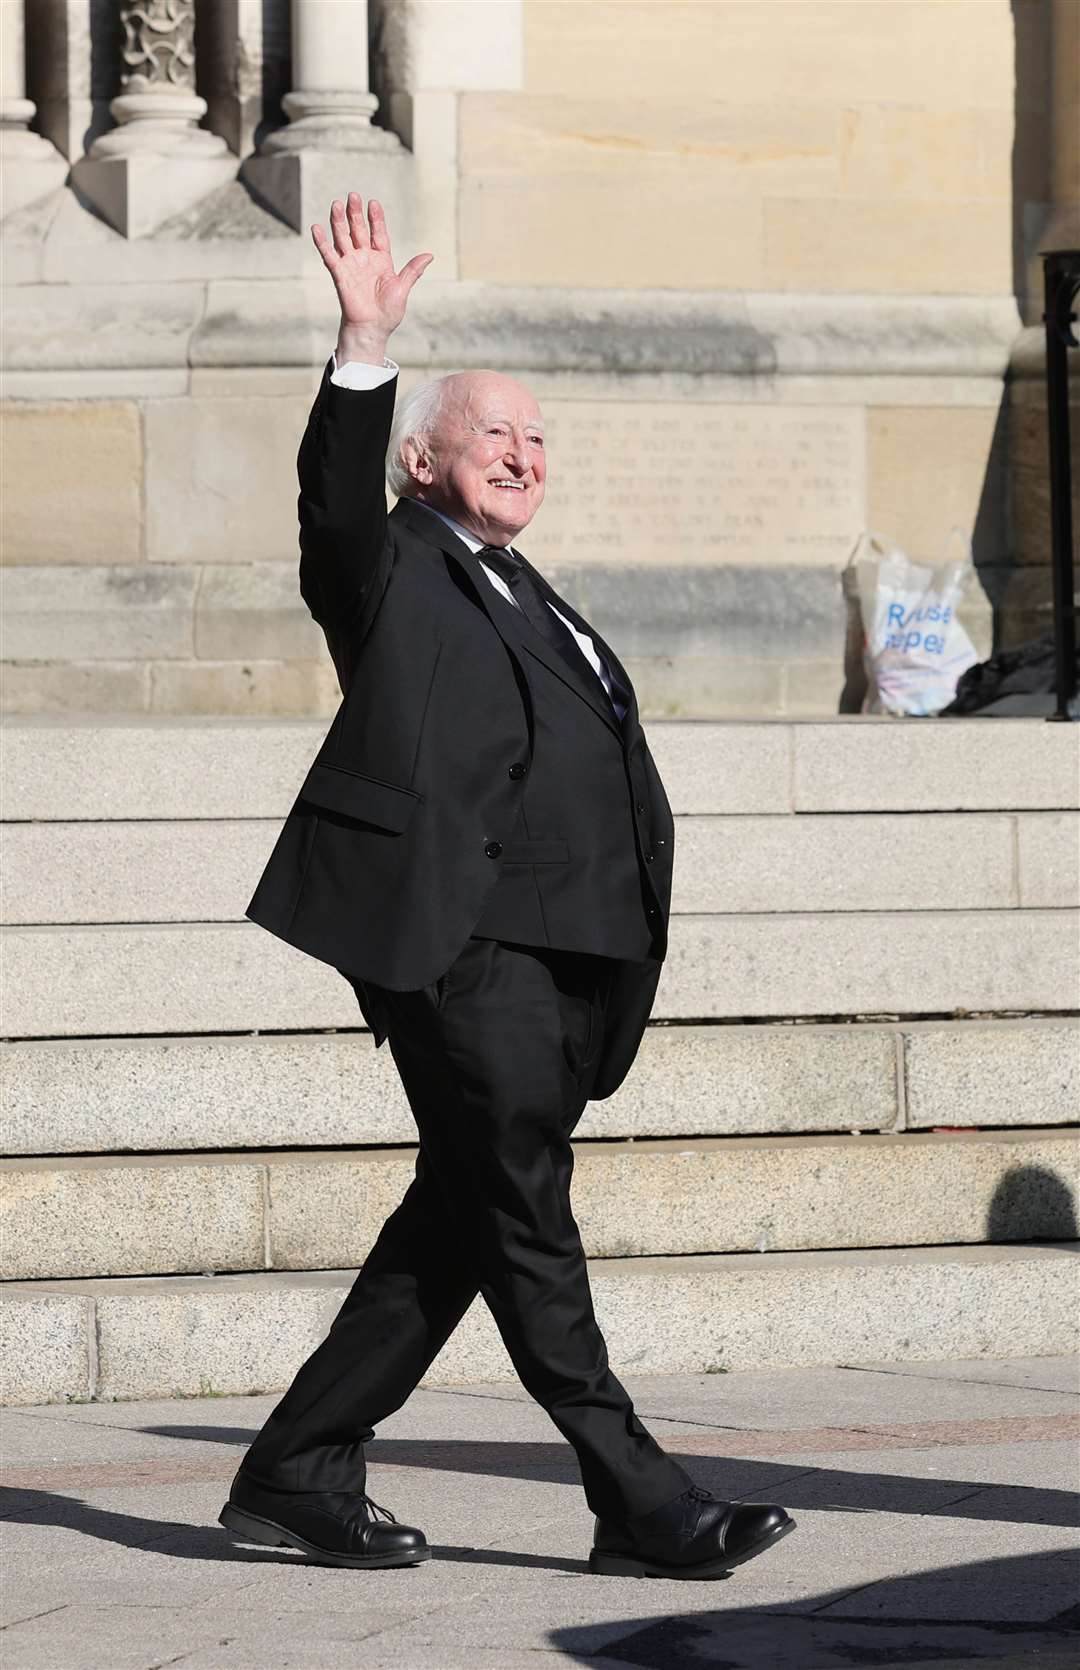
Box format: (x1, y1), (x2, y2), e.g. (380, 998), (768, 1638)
(312, 193), (432, 338)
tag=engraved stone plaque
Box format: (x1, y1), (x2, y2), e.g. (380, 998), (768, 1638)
(527, 402), (864, 567)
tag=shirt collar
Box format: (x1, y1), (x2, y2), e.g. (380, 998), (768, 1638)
(421, 504), (508, 558)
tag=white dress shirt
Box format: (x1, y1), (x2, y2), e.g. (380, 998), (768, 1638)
(329, 351), (626, 721)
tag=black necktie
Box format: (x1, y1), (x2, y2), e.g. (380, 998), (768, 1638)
(477, 545), (621, 713)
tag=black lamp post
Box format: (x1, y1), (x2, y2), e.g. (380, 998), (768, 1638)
(1040, 249), (1080, 721)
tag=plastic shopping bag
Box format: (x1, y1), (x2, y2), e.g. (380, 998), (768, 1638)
(840, 529), (979, 716)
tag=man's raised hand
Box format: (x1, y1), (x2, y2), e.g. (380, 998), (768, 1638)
(312, 192), (433, 365)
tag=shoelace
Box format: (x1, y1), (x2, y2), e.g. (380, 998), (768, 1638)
(347, 1492), (398, 1527)
(682, 1484), (717, 1504)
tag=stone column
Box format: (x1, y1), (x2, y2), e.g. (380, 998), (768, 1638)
(197, 0), (291, 162)
(1046, 0), (1079, 246)
(71, 0), (234, 237)
(242, 0), (408, 237)
(0, 0), (67, 216)
(1006, 0), (1080, 646)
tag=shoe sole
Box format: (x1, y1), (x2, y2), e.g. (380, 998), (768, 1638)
(218, 1503), (431, 1569)
(588, 1513), (796, 1579)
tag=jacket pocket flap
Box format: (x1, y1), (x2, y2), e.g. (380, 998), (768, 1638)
(298, 762), (421, 832)
(500, 840), (570, 864)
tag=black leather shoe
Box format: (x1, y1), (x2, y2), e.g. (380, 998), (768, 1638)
(589, 1484), (795, 1579)
(219, 1468), (430, 1569)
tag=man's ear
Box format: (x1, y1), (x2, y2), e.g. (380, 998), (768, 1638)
(401, 436), (434, 486)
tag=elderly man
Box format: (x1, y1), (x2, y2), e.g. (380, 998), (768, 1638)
(219, 195), (795, 1579)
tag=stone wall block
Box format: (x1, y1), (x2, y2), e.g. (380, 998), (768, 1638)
(268, 1155), (413, 1270)
(379, 0), (524, 93)
(2, 923), (360, 1037)
(0, 1156), (266, 1279)
(148, 658), (341, 716)
(793, 721), (1080, 813)
(903, 1020), (1080, 1129)
(3, 283), (204, 371)
(1, 819), (279, 925)
(0, 1291), (92, 1405)
(867, 405), (1009, 565)
(655, 909), (1078, 1021)
(764, 197), (1012, 296)
(460, 92), (839, 192)
(1, 402), (143, 564)
(1, 1031), (414, 1157)
(92, 1274), (336, 1400)
(194, 563), (326, 660)
(461, 175), (764, 289)
(838, 106), (1014, 202)
(529, 402), (864, 568)
(673, 813), (1016, 915)
(192, 279), (334, 369)
(571, 1132), (1080, 1259)
(1017, 813), (1080, 908)
(0, 716), (329, 820)
(522, 4), (1014, 110)
(1, 662), (152, 715)
(144, 393), (312, 563)
(2, 565), (196, 660)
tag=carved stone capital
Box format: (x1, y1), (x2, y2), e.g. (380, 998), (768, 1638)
(118, 0), (197, 94)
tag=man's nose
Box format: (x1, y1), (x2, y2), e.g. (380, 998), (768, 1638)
(502, 437), (529, 472)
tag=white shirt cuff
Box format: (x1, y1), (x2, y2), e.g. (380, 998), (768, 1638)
(329, 350), (399, 390)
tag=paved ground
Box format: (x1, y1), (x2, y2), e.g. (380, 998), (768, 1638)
(2, 1354), (1078, 1670)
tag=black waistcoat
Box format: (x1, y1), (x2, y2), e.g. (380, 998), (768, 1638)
(468, 577), (655, 958)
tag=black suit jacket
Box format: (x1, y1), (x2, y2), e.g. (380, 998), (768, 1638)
(245, 361), (674, 1098)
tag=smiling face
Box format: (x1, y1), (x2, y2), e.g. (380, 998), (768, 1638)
(400, 370), (547, 546)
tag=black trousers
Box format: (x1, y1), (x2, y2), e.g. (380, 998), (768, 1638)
(240, 934), (691, 1520)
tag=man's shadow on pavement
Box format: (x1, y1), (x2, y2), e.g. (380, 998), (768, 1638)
(0, 1481), (592, 1575)
(142, 1424), (1080, 1529)
(4, 1428), (1076, 1579)
(549, 1549), (1080, 1668)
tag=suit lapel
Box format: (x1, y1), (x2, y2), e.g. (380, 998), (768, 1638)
(392, 499), (624, 740)
(518, 553), (640, 743)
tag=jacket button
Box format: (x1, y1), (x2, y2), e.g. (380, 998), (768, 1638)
(508, 763), (526, 780)
(484, 840), (503, 859)
(636, 801), (646, 815)
(645, 849), (655, 862)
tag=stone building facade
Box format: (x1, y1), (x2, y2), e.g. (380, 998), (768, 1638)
(2, 0), (1078, 718)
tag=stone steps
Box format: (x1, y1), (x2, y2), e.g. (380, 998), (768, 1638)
(4, 911), (1075, 1039)
(4, 1242), (1075, 1406)
(2, 1129), (1076, 1284)
(5, 716), (1078, 818)
(4, 1018), (1075, 1159)
(4, 810), (1078, 924)
(3, 715), (1076, 1404)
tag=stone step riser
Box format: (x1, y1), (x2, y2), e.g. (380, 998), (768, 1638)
(3, 1131), (1075, 1282)
(4, 912), (1075, 1038)
(5, 719), (1078, 820)
(4, 812), (1078, 925)
(4, 1243), (1075, 1405)
(4, 1020), (1074, 1158)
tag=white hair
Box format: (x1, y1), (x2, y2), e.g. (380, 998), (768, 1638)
(386, 376), (454, 497)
